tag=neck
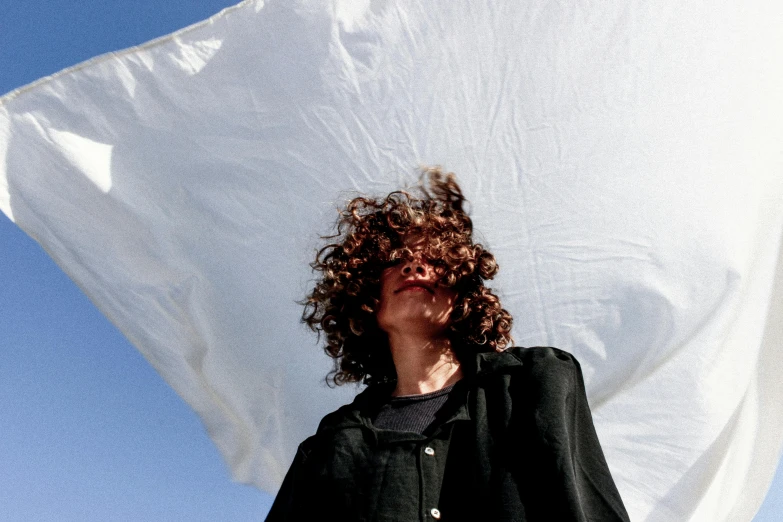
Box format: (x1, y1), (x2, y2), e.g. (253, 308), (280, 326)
(387, 331), (462, 396)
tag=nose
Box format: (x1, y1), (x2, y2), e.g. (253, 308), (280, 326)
(401, 254), (429, 276)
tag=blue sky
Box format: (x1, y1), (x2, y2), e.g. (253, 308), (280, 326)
(0, 1), (780, 520)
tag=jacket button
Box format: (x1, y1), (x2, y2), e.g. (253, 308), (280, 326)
(430, 508), (441, 519)
(424, 446), (435, 456)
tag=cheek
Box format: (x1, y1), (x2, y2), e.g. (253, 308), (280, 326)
(379, 268), (395, 292)
(376, 273), (395, 318)
(378, 275), (394, 306)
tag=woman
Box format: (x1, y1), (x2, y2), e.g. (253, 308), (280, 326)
(266, 168), (629, 521)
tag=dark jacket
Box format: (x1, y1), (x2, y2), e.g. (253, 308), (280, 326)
(266, 346), (630, 521)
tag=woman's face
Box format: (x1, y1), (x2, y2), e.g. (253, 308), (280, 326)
(376, 235), (457, 339)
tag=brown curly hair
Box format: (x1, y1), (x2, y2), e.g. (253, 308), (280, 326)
(303, 167), (513, 386)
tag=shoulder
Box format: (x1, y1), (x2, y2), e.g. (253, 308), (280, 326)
(306, 382), (389, 438)
(296, 401), (361, 459)
(295, 384), (388, 461)
(476, 345), (580, 376)
(474, 346), (583, 399)
(504, 345), (578, 365)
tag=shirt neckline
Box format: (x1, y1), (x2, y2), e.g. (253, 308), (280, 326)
(389, 382), (457, 402)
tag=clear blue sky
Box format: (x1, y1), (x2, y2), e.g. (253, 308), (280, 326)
(0, 1), (780, 520)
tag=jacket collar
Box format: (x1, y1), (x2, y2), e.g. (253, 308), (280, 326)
(319, 347), (525, 438)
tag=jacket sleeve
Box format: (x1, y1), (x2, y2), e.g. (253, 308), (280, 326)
(509, 346), (630, 522)
(264, 444), (310, 521)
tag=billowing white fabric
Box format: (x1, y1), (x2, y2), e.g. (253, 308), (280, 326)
(1, 1), (781, 520)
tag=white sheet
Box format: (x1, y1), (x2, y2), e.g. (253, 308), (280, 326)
(1, 1), (782, 519)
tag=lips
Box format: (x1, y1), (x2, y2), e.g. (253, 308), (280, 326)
(395, 281), (434, 294)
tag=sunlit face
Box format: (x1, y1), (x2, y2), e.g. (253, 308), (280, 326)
(376, 236), (457, 339)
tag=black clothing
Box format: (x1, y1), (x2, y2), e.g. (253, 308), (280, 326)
(373, 383), (456, 435)
(266, 346), (629, 521)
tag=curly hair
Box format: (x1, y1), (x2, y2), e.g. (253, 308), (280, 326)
(303, 167), (513, 386)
